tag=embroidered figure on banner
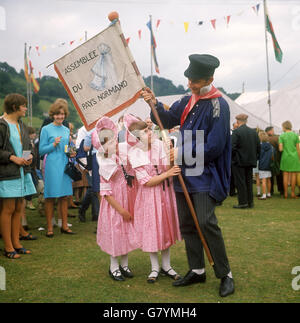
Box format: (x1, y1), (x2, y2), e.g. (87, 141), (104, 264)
(90, 43), (119, 91)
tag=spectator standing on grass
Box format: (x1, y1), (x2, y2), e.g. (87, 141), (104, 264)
(279, 120), (300, 199)
(39, 98), (76, 237)
(0, 93), (36, 259)
(257, 131), (273, 200)
(265, 126), (283, 195)
(231, 114), (260, 209)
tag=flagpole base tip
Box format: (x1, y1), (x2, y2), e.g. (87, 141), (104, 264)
(108, 11), (119, 21)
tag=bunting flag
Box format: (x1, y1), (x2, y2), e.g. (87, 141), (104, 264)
(225, 15), (231, 27)
(156, 19), (161, 29)
(146, 19), (160, 74)
(184, 22), (189, 33)
(265, 6), (283, 63)
(211, 19), (216, 29)
(53, 19), (145, 130)
(138, 29), (141, 40)
(24, 47), (30, 83)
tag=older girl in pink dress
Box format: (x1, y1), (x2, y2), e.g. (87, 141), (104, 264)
(124, 114), (182, 283)
(92, 116), (139, 281)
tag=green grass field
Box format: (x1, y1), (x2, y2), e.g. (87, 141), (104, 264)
(0, 190), (299, 303)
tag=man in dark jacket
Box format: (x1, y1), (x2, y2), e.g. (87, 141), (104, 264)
(231, 114), (260, 208)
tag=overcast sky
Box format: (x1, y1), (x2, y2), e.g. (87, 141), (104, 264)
(0, 0), (300, 94)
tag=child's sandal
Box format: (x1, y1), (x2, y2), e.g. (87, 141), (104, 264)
(4, 250), (20, 259)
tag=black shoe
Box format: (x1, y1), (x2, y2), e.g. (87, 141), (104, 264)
(109, 268), (125, 281)
(78, 209), (86, 222)
(248, 203), (254, 209)
(119, 266), (134, 278)
(233, 204), (249, 209)
(219, 276), (234, 297)
(172, 270), (206, 287)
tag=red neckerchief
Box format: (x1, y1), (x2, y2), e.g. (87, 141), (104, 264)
(180, 85), (222, 126)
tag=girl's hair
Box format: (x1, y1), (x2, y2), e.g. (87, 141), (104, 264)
(3, 93), (27, 114)
(282, 120), (292, 130)
(49, 98), (69, 118)
(128, 121), (148, 140)
(258, 131), (269, 143)
(99, 128), (114, 145)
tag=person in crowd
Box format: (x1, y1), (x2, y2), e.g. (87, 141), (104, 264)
(265, 126), (283, 195)
(232, 114), (260, 209)
(78, 129), (100, 223)
(0, 93), (36, 258)
(92, 116), (139, 281)
(124, 113), (182, 283)
(141, 54), (234, 297)
(230, 122), (239, 196)
(117, 115), (126, 143)
(39, 98), (76, 237)
(257, 131), (273, 200)
(279, 120), (300, 198)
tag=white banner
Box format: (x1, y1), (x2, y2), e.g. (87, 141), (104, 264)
(54, 20), (145, 130)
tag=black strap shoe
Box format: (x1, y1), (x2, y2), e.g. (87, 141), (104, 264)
(219, 276), (235, 297)
(109, 268), (125, 281)
(172, 270), (206, 287)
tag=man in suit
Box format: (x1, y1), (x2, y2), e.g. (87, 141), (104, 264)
(231, 114), (260, 208)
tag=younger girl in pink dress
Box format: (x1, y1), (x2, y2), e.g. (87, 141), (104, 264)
(92, 116), (139, 281)
(124, 113), (182, 283)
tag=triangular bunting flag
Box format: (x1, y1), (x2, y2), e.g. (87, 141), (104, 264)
(211, 19), (216, 30)
(184, 22), (189, 33)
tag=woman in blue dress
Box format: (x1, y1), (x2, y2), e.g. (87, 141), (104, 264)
(0, 93), (36, 259)
(39, 99), (76, 237)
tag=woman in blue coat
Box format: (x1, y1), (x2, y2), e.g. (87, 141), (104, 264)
(39, 99), (75, 237)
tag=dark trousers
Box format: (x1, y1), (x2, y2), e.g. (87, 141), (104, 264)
(176, 192), (231, 279)
(271, 171), (284, 194)
(232, 165), (253, 206)
(80, 174), (99, 221)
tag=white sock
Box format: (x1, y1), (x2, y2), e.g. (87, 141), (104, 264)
(57, 219), (62, 228)
(120, 254), (128, 268)
(161, 248), (177, 276)
(262, 194), (266, 198)
(267, 193), (271, 197)
(192, 269), (205, 275)
(110, 256), (119, 274)
(149, 252), (159, 277)
(257, 187), (261, 194)
(227, 271), (233, 279)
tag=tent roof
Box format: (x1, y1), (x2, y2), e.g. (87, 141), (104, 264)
(111, 92), (274, 132)
(239, 78), (300, 133)
(235, 90), (276, 106)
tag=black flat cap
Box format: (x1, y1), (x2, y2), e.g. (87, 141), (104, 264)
(184, 54), (220, 80)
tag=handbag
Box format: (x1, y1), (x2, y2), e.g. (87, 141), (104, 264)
(64, 159), (82, 181)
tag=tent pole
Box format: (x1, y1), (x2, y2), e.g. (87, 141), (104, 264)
(149, 14), (153, 91)
(263, 0), (272, 126)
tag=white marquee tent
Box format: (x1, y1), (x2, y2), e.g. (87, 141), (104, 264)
(235, 78), (300, 134)
(111, 92), (275, 132)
